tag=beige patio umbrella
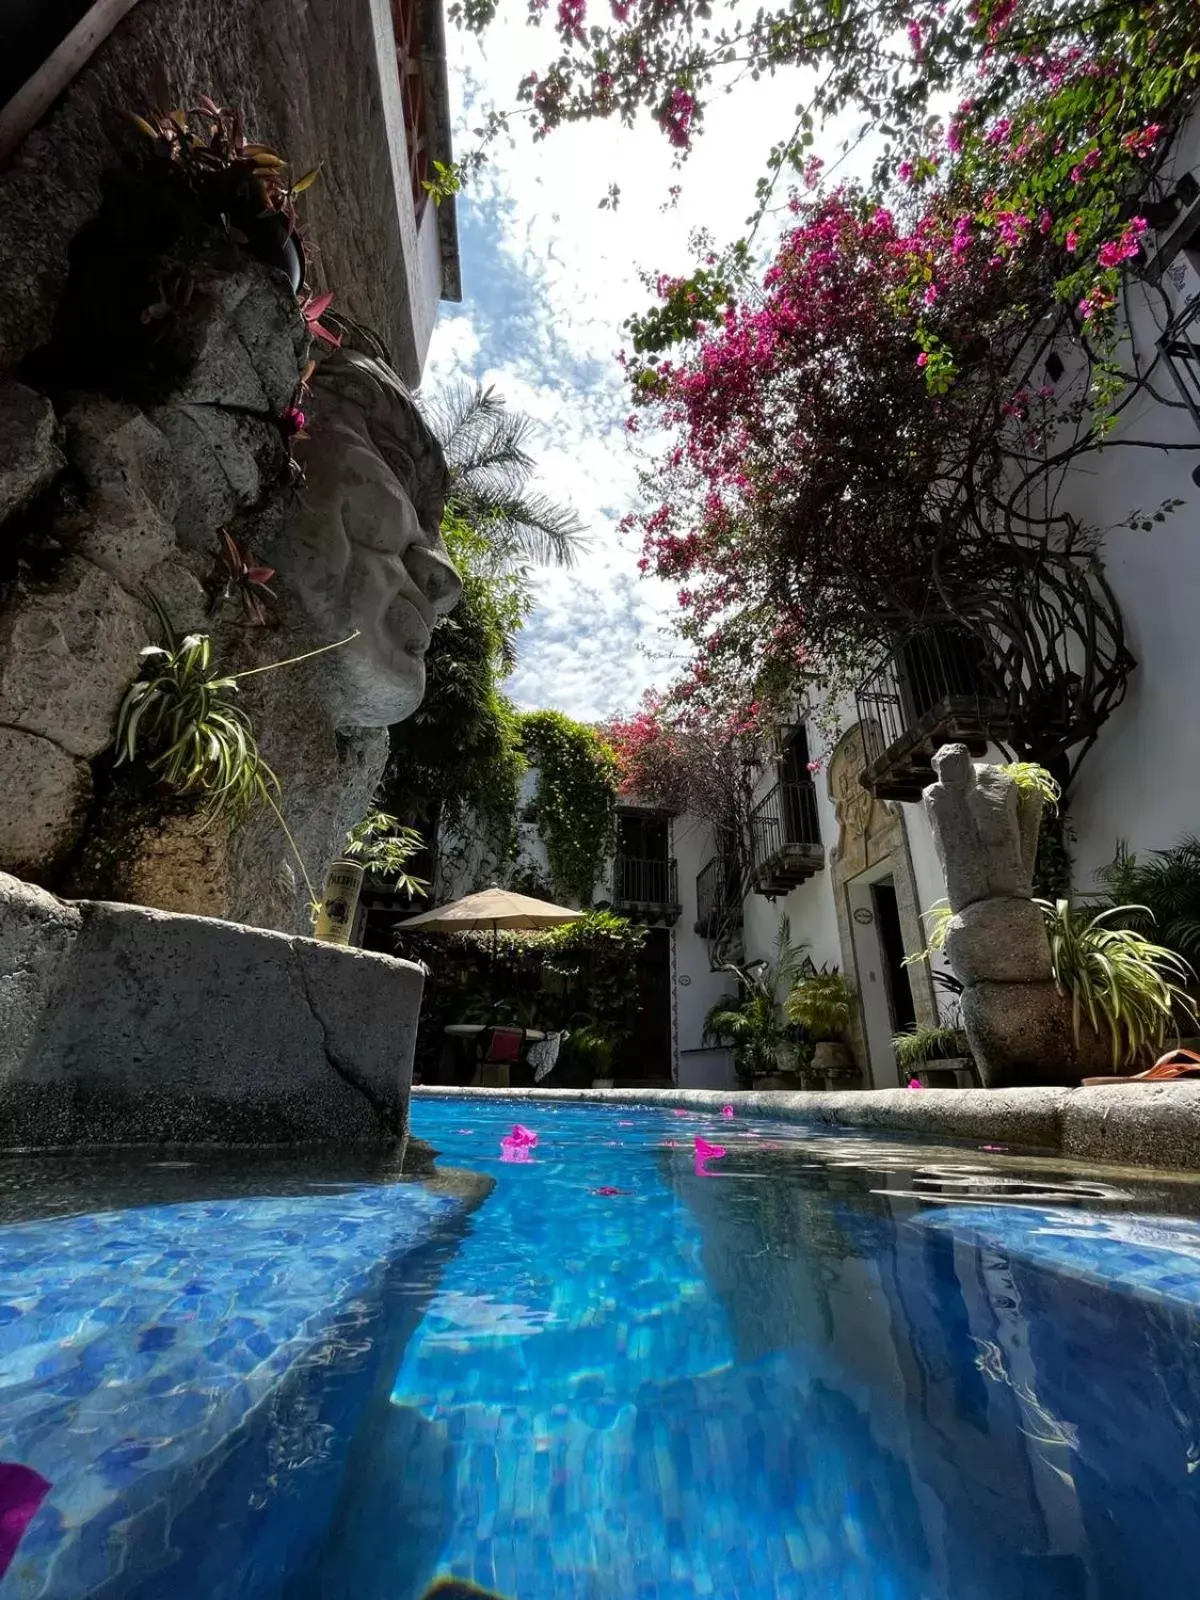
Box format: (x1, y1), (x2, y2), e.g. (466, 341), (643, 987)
(399, 886), (582, 959)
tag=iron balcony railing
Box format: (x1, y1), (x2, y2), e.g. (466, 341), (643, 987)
(749, 780), (822, 868)
(1161, 289), (1200, 430)
(613, 853), (679, 910)
(855, 627), (1009, 774)
(695, 854), (743, 935)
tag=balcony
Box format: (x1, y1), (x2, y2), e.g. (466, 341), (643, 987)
(612, 854), (681, 925)
(855, 628), (1017, 802)
(749, 781), (824, 897)
(1161, 288), (1200, 429)
(694, 854), (744, 939)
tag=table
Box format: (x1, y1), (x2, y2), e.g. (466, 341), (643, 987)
(443, 1023), (548, 1089)
(443, 1024), (548, 1041)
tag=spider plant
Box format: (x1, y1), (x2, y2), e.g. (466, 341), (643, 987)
(1038, 898), (1197, 1070)
(342, 811), (429, 901)
(114, 604), (358, 912)
(903, 900), (952, 966)
(997, 762), (1062, 812)
(115, 629), (271, 817)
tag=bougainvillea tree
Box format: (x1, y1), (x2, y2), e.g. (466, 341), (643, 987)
(604, 0), (1200, 780)
(605, 686), (766, 953)
(454, 0), (1198, 312)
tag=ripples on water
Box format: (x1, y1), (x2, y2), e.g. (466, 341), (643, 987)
(5, 1097), (1200, 1599)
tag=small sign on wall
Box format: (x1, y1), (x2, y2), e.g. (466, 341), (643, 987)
(853, 906), (874, 926)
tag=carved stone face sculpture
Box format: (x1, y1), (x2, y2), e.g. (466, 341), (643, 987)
(284, 349), (462, 727)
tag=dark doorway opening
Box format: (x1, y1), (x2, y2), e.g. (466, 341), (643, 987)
(871, 878), (916, 1034)
(615, 927), (672, 1084)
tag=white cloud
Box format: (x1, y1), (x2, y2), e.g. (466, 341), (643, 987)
(425, 8), (820, 720)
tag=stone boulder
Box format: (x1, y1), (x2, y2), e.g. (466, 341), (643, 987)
(0, 870), (423, 1147)
(0, 381), (63, 523)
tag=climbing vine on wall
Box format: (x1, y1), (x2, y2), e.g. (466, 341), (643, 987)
(518, 710), (619, 906)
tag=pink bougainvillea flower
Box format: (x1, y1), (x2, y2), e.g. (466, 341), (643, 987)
(500, 1124), (538, 1162)
(721, 1104), (735, 1118)
(907, 1078), (925, 1090)
(671, 1109), (691, 1118)
(592, 1185), (633, 1196)
(0, 1463), (51, 1580)
(980, 1143), (1009, 1153)
(694, 1137), (727, 1177)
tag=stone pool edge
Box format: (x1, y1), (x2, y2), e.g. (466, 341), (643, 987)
(412, 1084), (1200, 1175)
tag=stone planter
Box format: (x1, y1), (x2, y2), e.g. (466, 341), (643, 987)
(916, 1056), (977, 1089)
(313, 860), (364, 946)
(756, 1072), (799, 1091)
(812, 1040), (853, 1074)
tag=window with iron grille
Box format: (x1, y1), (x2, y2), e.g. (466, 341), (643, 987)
(391, 0), (431, 224)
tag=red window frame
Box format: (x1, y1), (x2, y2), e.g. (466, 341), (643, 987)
(391, 0), (430, 224)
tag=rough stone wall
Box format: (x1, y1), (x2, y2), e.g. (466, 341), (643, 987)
(0, 871), (423, 1147)
(0, 0), (265, 378)
(0, 0), (434, 385)
(0, 0), (458, 935)
(0, 257), (356, 931)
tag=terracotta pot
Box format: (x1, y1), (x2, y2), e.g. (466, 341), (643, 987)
(313, 860), (364, 946)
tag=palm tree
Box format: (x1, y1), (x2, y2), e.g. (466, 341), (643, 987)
(423, 383), (586, 569)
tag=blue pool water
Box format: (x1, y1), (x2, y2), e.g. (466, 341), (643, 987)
(5, 1097), (1200, 1597)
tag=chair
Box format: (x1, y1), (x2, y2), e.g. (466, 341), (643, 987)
(474, 1025), (527, 1088)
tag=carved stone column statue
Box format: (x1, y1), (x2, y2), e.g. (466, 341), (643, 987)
(923, 743), (1101, 1086)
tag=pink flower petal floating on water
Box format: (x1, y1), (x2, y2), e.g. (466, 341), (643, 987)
(721, 1105), (735, 1118)
(694, 1135), (727, 1177)
(592, 1185), (632, 1196)
(671, 1109), (691, 1118)
(617, 1119), (635, 1127)
(981, 1143), (1009, 1153)
(0, 1462), (51, 1580)
(500, 1124), (538, 1162)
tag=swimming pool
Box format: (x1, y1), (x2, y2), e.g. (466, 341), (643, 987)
(4, 1095), (1200, 1598)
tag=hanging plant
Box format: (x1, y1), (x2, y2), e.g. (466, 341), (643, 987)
(518, 711), (618, 906)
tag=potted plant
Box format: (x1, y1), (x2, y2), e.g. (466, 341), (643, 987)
(315, 810), (428, 947)
(569, 1024), (619, 1087)
(703, 918), (808, 1088)
(892, 1017), (974, 1086)
(785, 967), (858, 1084)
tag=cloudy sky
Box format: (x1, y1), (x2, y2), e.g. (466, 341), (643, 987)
(423, 9), (815, 722)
